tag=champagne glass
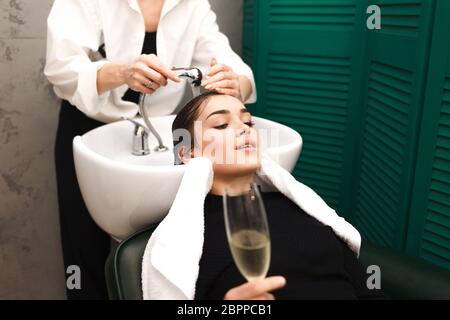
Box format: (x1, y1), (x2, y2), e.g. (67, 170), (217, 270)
(223, 182), (271, 282)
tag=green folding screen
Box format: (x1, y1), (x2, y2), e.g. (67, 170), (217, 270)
(405, 0), (450, 270)
(243, 0), (449, 269)
(352, 0), (435, 250)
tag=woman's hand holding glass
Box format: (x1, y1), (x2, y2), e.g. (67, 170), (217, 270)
(224, 276), (286, 300)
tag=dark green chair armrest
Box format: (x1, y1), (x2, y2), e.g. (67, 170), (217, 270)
(359, 240), (450, 299)
(105, 225), (158, 300)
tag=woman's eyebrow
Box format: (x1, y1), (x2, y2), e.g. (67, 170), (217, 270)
(206, 109), (229, 120)
(206, 108), (249, 120)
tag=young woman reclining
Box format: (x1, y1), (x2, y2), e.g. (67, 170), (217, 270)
(171, 92), (385, 300)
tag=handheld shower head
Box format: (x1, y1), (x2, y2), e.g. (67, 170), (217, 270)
(135, 67), (203, 154)
(172, 67), (203, 87)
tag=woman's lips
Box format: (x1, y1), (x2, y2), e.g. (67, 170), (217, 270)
(235, 136), (257, 151)
(235, 143), (256, 152)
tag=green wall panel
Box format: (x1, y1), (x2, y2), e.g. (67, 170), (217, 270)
(353, 0), (436, 249)
(244, 0), (369, 219)
(243, 0), (256, 71)
(243, 0), (449, 269)
(406, 0), (450, 270)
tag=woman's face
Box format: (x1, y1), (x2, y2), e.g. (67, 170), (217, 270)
(189, 94), (260, 176)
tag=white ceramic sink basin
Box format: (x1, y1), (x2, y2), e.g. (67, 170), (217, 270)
(73, 115), (302, 240)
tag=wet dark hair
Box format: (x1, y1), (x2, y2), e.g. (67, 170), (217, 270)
(172, 92), (220, 164)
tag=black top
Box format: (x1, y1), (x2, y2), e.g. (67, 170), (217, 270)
(194, 191), (385, 300)
(122, 32), (157, 104)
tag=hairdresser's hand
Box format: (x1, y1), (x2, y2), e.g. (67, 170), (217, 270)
(224, 276), (286, 300)
(121, 54), (181, 94)
(202, 57), (243, 101)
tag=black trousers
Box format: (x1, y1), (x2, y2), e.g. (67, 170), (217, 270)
(54, 101), (110, 299)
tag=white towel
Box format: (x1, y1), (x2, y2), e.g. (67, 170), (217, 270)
(141, 154), (361, 300)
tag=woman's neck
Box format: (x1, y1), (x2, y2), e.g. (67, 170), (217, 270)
(138, 0), (164, 32)
(209, 173), (255, 196)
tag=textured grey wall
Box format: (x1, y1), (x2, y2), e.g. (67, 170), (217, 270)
(0, 0), (64, 300)
(0, 0), (243, 299)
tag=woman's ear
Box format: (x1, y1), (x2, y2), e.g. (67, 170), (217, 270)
(178, 146), (194, 164)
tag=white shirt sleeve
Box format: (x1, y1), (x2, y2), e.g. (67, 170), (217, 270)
(191, 1), (257, 104)
(44, 0), (111, 116)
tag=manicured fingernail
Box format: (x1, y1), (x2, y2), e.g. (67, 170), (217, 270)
(205, 84), (212, 90)
(276, 277), (286, 285)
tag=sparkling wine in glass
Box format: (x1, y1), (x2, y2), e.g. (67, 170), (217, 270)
(223, 182), (271, 282)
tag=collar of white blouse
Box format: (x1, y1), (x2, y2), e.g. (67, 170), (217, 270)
(127, 0), (182, 19)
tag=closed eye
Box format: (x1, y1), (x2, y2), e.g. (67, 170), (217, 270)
(214, 123), (228, 129)
(214, 121), (254, 130)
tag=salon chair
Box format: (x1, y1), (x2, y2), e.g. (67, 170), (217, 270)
(105, 224), (450, 300)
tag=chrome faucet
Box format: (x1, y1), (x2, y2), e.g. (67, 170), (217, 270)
(122, 117), (150, 156)
(130, 67), (203, 155)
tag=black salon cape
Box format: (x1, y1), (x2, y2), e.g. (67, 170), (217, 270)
(194, 191), (385, 300)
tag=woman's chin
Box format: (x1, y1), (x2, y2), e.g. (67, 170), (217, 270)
(213, 161), (260, 177)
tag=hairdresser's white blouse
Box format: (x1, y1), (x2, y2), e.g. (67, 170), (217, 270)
(44, 0), (256, 123)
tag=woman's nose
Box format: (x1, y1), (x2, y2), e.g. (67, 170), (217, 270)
(237, 124), (250, 136)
